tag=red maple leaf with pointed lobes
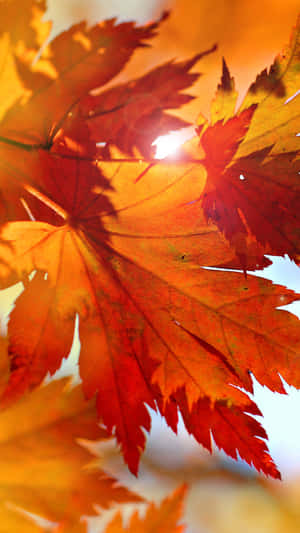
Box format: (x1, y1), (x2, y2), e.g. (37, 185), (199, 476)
(0, 135), (299, 476)
(0, 13), (167, 147)
(161, 389), (281, 479)
(79, 45), (216, 158)
(0, 0), (299, 481)
(191, 16), (300, 269)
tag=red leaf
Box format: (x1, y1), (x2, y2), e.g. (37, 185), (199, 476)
(81, 46), (216, 157)
(2, 273), (74, 406)
(192, 17), (300, 266)
(0, 15), (165, 146)
(173, 388), (280, 479)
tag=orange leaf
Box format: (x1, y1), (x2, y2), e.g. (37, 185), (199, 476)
(2, 272), (74, 405)
(0, 4), (299, 481)
(166, 389), (280, 478)
(0, 149), (299, 476)
(0, 377), (140, 532)
(104, 485), (186, 533)
(0, 0), (49, 124)
(0, 0), (49, 48)
(0, 14), (165, 146)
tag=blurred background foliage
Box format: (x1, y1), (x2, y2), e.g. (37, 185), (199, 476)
(47, 0), (300, 119)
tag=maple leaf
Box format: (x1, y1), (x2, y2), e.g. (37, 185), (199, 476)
(0, 2), (166, 225)
(192, 15), (300, 266)
(0, 142), (299, 477)
(0, 2), (299, 482)
(104, 485), (186, 533)
(138, 0), (300, 123)
(161, 389), (280, 479)
(0, 3), (165, 147)
(0, 374), (140, 532)
(80, 46), (216, 158)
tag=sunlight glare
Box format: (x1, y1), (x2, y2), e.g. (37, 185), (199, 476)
(153, 128), (194, 159)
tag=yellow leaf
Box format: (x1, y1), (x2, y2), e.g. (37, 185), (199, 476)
(0, 377), (140, 532)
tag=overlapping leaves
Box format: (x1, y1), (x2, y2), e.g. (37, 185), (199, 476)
(0, 0), (299, 481)
(0, 375), (140, 532)
(194, 17), (300, 266)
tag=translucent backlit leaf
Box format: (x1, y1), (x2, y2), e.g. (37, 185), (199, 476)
(0, 377), (140, 531)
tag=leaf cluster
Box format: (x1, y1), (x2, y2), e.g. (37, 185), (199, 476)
(0, 1), (299, 530)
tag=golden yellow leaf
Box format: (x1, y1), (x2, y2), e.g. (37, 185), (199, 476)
(0, 377), (140, 532)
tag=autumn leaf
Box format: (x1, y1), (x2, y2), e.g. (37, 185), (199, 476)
(0, 0), (51, 123)
(1, 272), (75, 404)
(0, 376), (140, 532)
(142, 0), (300, 120)
(0, 2), (165, 147)
(0, 139), (299, 477)
(80, 46), (216, 158)
(162, 389), (280, 479)
(0, 2), (166, 224)
(104, 485), (186, 533)
(0, 2), (298, 482)
(193, 15), (300, 266)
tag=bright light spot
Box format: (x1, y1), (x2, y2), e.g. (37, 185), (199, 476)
(284, 89), (300, 104)
(239, 174), (245, 180)
(153, 132), (183, 159)
(153, 128), (194, 159)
